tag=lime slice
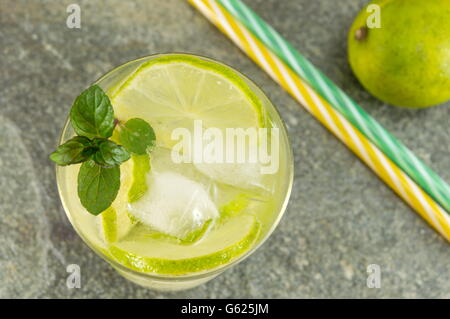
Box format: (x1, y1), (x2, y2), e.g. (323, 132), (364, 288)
(100, 207), (117, 243)
(128, 154), (151, 203)
(111, 55), (265, 148)
(99, 207), (134, 243)
(144, 218), (214, 244)
(219, 194), (250, 221)
(107, 214), (260, 275)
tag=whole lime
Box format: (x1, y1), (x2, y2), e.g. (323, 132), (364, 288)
(348, 0), (450, 108)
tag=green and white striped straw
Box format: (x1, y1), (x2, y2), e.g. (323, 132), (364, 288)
(217, 0), (450, 214)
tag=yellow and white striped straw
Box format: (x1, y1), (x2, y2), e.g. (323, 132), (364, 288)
(188, 0), (450, 241)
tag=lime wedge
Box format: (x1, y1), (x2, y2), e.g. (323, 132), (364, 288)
(107, 214), (261, 275)
(111, 55), (265, 148)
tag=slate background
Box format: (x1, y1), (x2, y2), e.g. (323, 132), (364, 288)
(0, 0), (449, 298)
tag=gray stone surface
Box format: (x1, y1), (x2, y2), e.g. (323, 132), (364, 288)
(0, 0), (449, 298)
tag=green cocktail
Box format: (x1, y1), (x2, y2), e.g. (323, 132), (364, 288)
(56, 54), (293, 290)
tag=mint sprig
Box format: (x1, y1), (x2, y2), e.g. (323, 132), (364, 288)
(50, 85), (155, 216)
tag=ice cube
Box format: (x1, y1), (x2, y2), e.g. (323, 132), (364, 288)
(194, 141), (275, 193)
(195, 161), (263, 190)
(128, 171), (219, 239)
(151, 146), (212, 186)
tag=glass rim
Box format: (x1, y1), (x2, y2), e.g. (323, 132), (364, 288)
(55, 52), (294, 282)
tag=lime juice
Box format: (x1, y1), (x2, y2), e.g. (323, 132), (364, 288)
(56, 54), (293, 290)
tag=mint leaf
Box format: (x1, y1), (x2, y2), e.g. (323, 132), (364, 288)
(77, 160), (120, 215)
(119, 118), (155, 155)
(70, 85), (115, 139)
(92, 138), (130, 167)
(49, 136), (95, 166)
